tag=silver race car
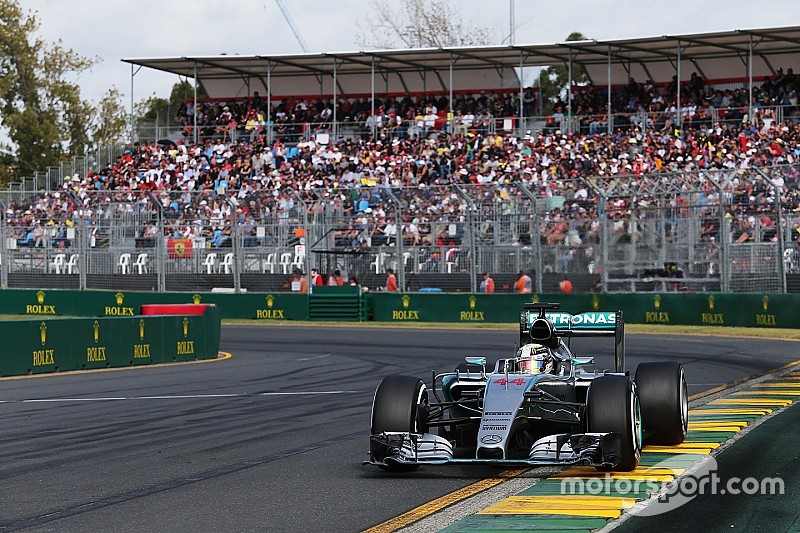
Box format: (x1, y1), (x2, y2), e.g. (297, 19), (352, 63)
(366, 303), (688, 472)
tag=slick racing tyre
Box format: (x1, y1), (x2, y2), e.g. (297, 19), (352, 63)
(370, 375), (429, 471)
(635, 362), (688, 445)
(587, 375), (642, 472)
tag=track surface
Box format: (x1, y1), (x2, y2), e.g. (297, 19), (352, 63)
(0, 326), (797, 532)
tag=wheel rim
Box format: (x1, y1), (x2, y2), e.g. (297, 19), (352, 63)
(632, 391), (643, 459)
(680, 371), (688, 435)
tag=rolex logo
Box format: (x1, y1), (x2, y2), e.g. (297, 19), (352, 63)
(532, 295), (539, 304)
(592, 294), (600, 310)
(708, 295), (715, 311)
(183, 317), (189, 337)
(37, 290), (45, 304)
(93, 320), (100, 343)
(402, 295), (410, 309)
(266, 295), (275, 309)
(763, 295), (769, 311)
(40, 322), (47, 345)
(654, 295), (661, 309)
(115, 292), (124, 305)
(139, 319), (145, 341)
(192, 294), (201, 305)
(469, 296), (476, 310)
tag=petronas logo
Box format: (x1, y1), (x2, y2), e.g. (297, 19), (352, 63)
(183, 317), (189, 337)
(93, 320), (100, 343)
(267, 295), (275, 308)
(654, 295), (661, 309)
(402, 295), (410, 309)
(115, 292), (125, 305)
(37, 290), (45, 304)
(763, 295), (769, 311)
(708, 295), (715, 311)
(469, 296), (476, 310)
(192, 294), (201, 304)
(139, 319), (145, 341)
(592, 294), (600, 310)
(40, 322), (47, 345)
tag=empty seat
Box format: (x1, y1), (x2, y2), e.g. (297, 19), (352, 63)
(118, 253), (131, 274)
(279, 252), (292, 274)
(133, 253), (148, 274)
(203, 253), (218, 274)
(66, 254), (79, 274)
(52, 253), (66, 274)
(220, 253), (234, 274)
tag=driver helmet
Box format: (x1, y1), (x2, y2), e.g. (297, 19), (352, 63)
(516, 343), (552, 374)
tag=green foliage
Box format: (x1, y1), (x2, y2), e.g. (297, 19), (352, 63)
(537, 32), (591, 115)
(0, 0), (96, 183)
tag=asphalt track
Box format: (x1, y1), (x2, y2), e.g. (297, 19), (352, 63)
(0, 325), (798, 532)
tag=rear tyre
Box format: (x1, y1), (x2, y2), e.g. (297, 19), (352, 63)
(635, 362), (688, 445)
(370, 375), (429, 471)
(587, 375), (642, 472)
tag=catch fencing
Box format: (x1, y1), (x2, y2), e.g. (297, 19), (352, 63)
(0, 165), (796, 294)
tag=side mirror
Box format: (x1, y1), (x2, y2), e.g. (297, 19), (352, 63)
(573, 357), (595, 366)
(464, 356), (486, 367)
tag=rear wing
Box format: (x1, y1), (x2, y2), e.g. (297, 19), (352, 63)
(519, 303), (626, 373)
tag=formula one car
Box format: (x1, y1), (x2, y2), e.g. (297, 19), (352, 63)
(366, 303), (688, 472)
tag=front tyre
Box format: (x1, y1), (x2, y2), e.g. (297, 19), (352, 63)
(635, 362), (688, 445)
(370, 375), (429, 471)
(587, 375), (642, 472)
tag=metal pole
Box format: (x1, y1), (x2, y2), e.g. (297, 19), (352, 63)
(754, 168), (787, 293)
(332, 59), (338, 139)
(130, 63), (135, 143)
(748, 35), (754, 123)
(517, 182), (542, 293)
(267, 62), (272, 144)
(0, 209), (7, 289)
(452, 184), (477, 292)
(384, 187), (405, 291)
(676, 42), (681, 130)
(509, 0), (515, 45)
(607, 46), (612, 134)
(519, 50), (524, 137)
(370, 57), (376, 138)
(193, 62), (198, 145)
(449, 53), (454, 134)
(567, 49), (573, 132)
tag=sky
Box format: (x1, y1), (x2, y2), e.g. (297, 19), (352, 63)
(13, 0), (800, 108)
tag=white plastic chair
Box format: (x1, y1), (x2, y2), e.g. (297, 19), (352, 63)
(52, 253), (66, 274)
(134, 253), (148, 274)
(279, 252), (292, 274)
(118, 253), (131, 274)
(66, 254), (79, 274)
(220, 253), (234, 274)
(371, 252), (386, 273)
(291, 253), (304, 273)
(264, 252), (277, 273)
(203, 253), (218, 274)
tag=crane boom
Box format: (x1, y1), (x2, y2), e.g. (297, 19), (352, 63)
(274, 0), (310, 53)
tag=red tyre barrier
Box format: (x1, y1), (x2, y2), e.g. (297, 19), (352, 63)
(140, 304), (213, 316)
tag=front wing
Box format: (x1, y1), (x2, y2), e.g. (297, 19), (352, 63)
(365, 431), (621, 469)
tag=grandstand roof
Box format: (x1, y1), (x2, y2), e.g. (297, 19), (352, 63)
(123, 26), (800, 99)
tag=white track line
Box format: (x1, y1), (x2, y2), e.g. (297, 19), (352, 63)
(6, 391), (361, 403)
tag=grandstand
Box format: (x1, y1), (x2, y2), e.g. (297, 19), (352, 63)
(4, 27), (800, 294)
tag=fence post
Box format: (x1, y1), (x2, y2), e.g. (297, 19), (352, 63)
(150, 195), (167, 293)
(384, 187), (405, 291)
(453, 184), (478, 292)
(517, 182), (543, 293)
(753, 167), (786, 293)
(0, 208), (7, 289)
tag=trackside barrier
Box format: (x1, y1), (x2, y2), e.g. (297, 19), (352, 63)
(0, 288), (794, 328)
(0, 306), (221, 377)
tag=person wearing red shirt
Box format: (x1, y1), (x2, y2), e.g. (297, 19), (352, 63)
(327, 269), (344, 286)
(480, 272), (495, 293)
(385, 268), (398, 292)
(310, 268), (324, 287)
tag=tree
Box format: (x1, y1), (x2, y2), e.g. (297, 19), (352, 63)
(92, 87), (129, 150)
(0, 0), (96, 181)
(356, 0), (492, 49)
(537, 32), (591, 115)
(134, 80), (207, 139)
